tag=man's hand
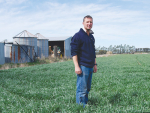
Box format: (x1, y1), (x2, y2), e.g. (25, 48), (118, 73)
(93, 65), (97, 73)
(73, 55), (82, 75)
(75, 66), (82, 74)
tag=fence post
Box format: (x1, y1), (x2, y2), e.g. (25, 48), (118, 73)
(54, 46), (57, 58)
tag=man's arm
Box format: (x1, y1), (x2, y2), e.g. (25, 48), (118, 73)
(73, 55), (82, 74)
(93, 58), (97, 73)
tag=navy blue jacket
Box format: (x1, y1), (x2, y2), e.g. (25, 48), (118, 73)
(71, 28), (96, 68)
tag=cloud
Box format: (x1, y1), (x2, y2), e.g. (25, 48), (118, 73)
(0, 1), (150, 47)
(3, 0), (28, 4)
(0, 0), (3, 3)
(122, 0), (150, 4)
(122, 0), (134, 1)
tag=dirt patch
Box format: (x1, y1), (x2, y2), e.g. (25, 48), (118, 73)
(96, 54), (116, 57)
(134, 53), (149, 54)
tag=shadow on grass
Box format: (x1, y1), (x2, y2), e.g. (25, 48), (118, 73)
(109, 92), (122, 105)
(88, 97), (102, 106)
(0, 106), (2, 113)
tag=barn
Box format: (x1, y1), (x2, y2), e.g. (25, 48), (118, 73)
(47, 36), (72, 58)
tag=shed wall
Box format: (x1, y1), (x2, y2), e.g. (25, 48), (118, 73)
(65, 37), (72, 58)
(5, 44), (12, 63)
(0, 43), (5, 65)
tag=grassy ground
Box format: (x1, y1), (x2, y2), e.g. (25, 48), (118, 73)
(0, 54), (150, 112)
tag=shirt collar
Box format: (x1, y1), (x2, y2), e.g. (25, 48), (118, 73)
(82, 27), (94, 34)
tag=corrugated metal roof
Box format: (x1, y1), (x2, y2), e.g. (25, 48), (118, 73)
(35, 33), (49, 40)
(13, 30), (37, 38)
(5, 43), (34, 47)
(47, 36), (72, 41)
(5, 42), (13, 44)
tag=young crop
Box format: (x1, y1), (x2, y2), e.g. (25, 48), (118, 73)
(0, 54), (150, 112)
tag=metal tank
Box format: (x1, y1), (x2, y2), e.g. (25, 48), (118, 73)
(0, 42), (5, 65)
(35, 33), (49, 58)
(13, 30), (37, 57)
(13, 45), (34, 63)
(5, 44), (35, 63)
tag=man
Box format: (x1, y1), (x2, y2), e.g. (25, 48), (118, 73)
(70, 15), (97, 106)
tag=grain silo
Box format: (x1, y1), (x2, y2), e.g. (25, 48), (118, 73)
(35, 33), (49, 58)
(13, 30), (37, 56)
(5, 43), (35, 63)
(11, 44), (34, 63)
(47, 36), (72, 58)
(0, 42), (5, 65)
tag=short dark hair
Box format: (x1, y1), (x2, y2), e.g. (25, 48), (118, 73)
(83, 15), (93, 22)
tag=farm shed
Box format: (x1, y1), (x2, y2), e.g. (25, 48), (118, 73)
(47, 36), (72, 58)
(35, 33), (49, 58)
(5, 43), (35, 63)
(13, 30), (37, 56)
(0, 42), (5, 65)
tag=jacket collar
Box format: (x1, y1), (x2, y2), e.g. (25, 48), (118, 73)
(82, 28), (94, 34)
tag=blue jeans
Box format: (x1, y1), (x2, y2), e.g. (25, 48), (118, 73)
(76, 65), (93, 105)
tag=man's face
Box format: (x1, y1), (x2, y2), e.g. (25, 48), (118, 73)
(83, 17), (93, 31)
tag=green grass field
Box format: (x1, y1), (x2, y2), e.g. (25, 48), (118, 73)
(0, 54), (150, 112)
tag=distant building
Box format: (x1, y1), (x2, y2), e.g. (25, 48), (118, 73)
(1, 29), (73, 64)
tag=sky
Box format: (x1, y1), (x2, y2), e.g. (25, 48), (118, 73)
(0, 0), (150, 48)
